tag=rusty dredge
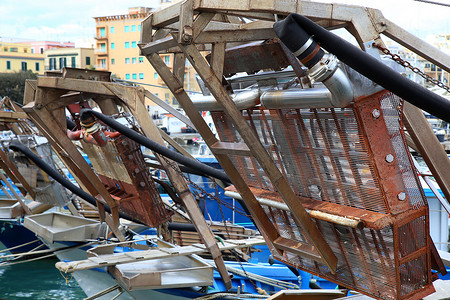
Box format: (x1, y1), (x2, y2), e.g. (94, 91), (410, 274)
(11, 1), (450, 299)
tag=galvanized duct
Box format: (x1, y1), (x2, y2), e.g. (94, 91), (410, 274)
(191, 89), (261, 111)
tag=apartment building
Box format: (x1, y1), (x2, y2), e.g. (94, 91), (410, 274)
(94, 3), (198, 110)
(0, 42), (45, 74)
(20, 41), (75, 54)
(45, 48), (94, 71)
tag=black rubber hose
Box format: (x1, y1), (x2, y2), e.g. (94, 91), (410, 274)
(143, 154), (208, 178)
(9, 142), (143, 224)
(274, 14), (450, 124)
(79, 110), (256, 226)
(66, 118), (77, 131)
(79, 109), (231, 184)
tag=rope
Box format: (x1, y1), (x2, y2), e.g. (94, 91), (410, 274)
(0, 239), (40, 253)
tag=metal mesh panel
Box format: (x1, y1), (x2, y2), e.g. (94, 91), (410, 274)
(399, 255), (428, 297)
(213, 108), (388, 213)
(380, 93), (427, 209)
(212, 89), (434, 299)
(398, 216), (427, 258)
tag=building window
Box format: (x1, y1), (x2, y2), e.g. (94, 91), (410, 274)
(139, 73), (144, 79)
(111, 58), (115, 65)
(165, 93), (170, 102)
(40, 48), (44, 54)
(138, 25), (141, 31)
(3, 47), (7, 52)
(132, 57), (137, 64)
(139, 57), (144, 63)
(431, 64), (436, 71)
(132, 41), (137, 48)
(132, 73), (137, 80)
(31, 49), (34, 53)
(125, 74), (130, 80)
(125, 42), (130, 48)
(101, 43), (106, 52)
(86, 57), (91, 65)
(154, 72), (158, 79)
(125, 58), (130, 64)
(71, 57), (76, 67)
(100, 27), (106, 37)
(100, 59), (106, 68)
(21, 61), (27, 71)
(35, 62), (40, 71)
(131, 25), (136, 32)
(125, 26), (129, 32)
(155, 93), (159, 98)
(59, 57), (66, 69)
(164, 56), (170, 65)
(24, 48), (28, 53)
(111, 27), (115, 34)
(6, 61), (11, 70)
(111, 42), (115, 49)
(49, 58), (56, 70)
(10, 47), (18, 52)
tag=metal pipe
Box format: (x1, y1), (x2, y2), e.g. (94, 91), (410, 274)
(261, 87), (332, 109)
(191, 89), (261, 111)
(261, 44), (353, 109)
(274, 13), (450, 124)
(224, 191), (364, 229)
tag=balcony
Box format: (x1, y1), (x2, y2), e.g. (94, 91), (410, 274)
(95, 34), (108, 40)
(95, 48), (108, 55)
(95, 64), (108, 70)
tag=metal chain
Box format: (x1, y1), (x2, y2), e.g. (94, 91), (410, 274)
(373, 43), (450, 93)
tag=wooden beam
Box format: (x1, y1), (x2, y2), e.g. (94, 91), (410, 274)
(383, 20), (450, 73)
(403, 102), (450, 203)
(210, 42), (226, 81)
(107, 84), (233, 290)
(143, 51), (281, 253)
(178, 0), (194, 44)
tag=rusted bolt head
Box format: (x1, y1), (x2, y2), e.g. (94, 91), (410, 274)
(372, 109), (381, 119)
(128, 155), (133, 159)
(134, 168), (140, 173)
(398, 192), (406, 201)
(385, 154), (394, 163)
(140, 182), (146, 187)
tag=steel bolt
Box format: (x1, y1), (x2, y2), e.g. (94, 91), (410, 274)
(385, 154), (394, 163)
(140, 182), (146, 187)
(128, 155), (133, 159)
(397, 192), (406, 201)
(372, 109), (381, 119)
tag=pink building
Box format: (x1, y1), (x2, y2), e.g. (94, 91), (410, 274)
(19, 41), (75, 54)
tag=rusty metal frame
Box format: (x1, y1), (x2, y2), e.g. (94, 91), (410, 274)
(21, 70), (232, 286)
(139, 1), (450, 298)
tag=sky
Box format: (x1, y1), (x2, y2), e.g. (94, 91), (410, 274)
(1, 0), (450, 47)
(0, 0), (159, 46)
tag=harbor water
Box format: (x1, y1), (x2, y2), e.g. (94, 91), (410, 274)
(0, 244), (86, 299)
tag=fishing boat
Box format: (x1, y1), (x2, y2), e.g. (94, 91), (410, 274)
(5, 0), (450, 299)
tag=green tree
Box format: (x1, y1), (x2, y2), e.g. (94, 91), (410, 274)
(0, 71), (38, 105)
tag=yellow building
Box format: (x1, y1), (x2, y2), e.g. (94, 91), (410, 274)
(94, 4), (198, 111)
(0, 42), (45, 74)
(44, 48), (95, 71)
